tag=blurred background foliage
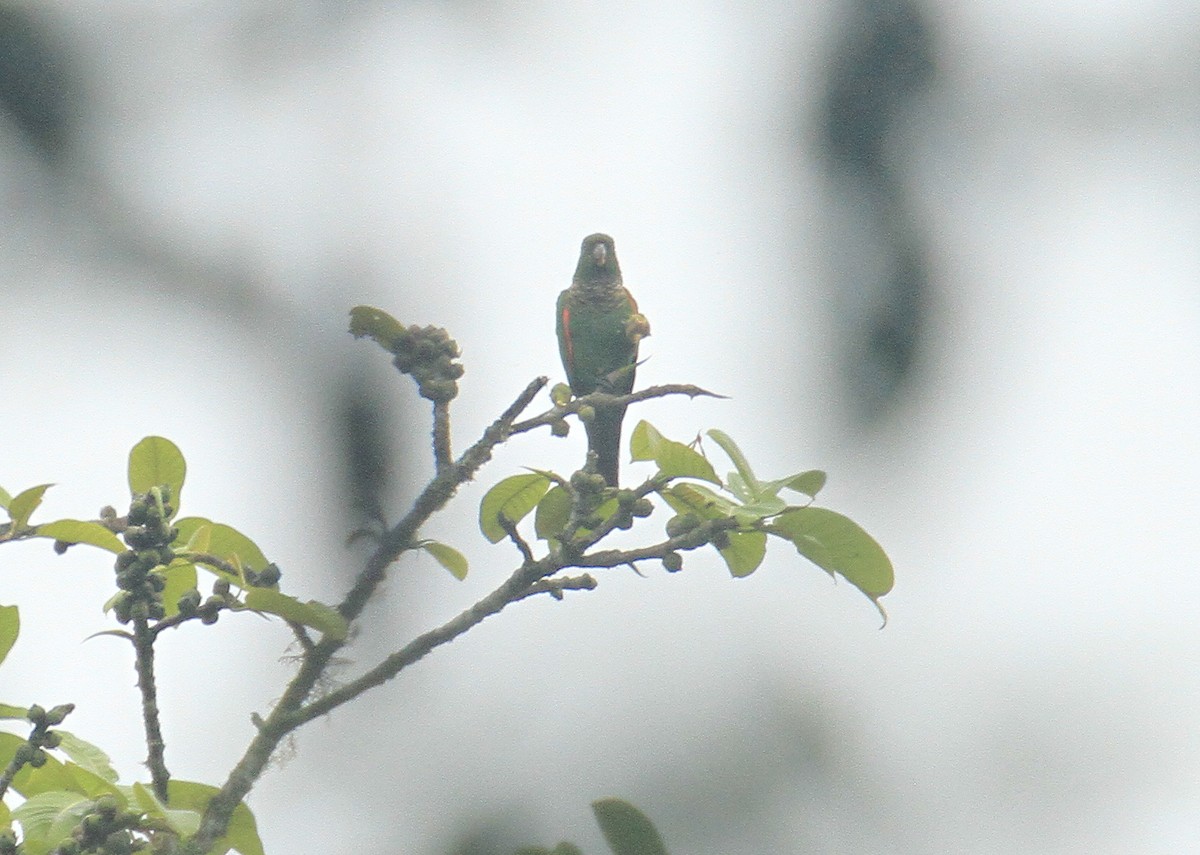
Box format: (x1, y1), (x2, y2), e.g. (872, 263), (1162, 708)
(2, 2), (1198, 853)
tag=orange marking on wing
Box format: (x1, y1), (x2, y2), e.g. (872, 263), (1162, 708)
(561, 305), (573, 363)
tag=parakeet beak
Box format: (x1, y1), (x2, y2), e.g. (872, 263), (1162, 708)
(591, 242), (608, 266)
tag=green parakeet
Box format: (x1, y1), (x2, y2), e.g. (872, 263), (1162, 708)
(556, 233), (650, 486)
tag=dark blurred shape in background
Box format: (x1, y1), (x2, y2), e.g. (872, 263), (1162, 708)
(335, 362), (397, 526)
(0, 3), (75, 163)
(818, 0), (936, 422)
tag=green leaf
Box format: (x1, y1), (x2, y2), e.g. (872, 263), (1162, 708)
(168, 780), (264, 855)
(0, 732), (22, 764)
(772, 507), (894, 603)
(159, 560), (199, 618)
(6, 484), (52, 532)
(534, 485), (571, 542)
(62, 762), (122, 798)
(592, 798), (668, 855)
(127, 437), (186, 509)
(241, 589), (348, 641)
(0, 604), (18, 668)
(706, 429), (760, 493)
(779, 470), (826, 498)
(12, 790), (91, 854)
(11, 751), (84, 798)
(0, 485), (11, 510)
(175, 518), (269, 573)
(130, 782), (204, 840)
(717, 530), (767, 578)
(662, 483), (739, 521)
(349, 305), (406, 351)
(725, 472), (753, 503)
(36, 520), (124, 554)
(55, 731), (118, 784)
(478, 473), (551, 543)
(420, 541), (468, 581)
(629, 421), (719, 485)
(0, 703), (29, 719)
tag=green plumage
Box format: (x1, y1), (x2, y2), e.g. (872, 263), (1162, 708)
(556, 233), (647, 486)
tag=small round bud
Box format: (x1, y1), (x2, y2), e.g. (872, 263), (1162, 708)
(631, 498), (654, 517)
(114, 599), (133, 625)
(104, 830), (134, 854)
(615, 513), (634, 531)
(258, 563), (282, 586)
(616, 490), (637, 508)
(550, 419), (570, 438)
(28, 747), (47, 768)
(662, 552), (683, 572)
(26, 704), (46, 725)
(176, 589), (202, 616)
(53, 540), (70, 555)
(213, 578), (230, 597)
(94, 795), (120, 818)
(43, 730), (62, 749)
(665, 513), (700, 538)
(550, 383), (573, 407)
(577, 405), (596, 424)
(127, 500), (148, 526)
(115, 551), (137, 570)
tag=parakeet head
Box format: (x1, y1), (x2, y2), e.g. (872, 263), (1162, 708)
(574, 233), (622, 287)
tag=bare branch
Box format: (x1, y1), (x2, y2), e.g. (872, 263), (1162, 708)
(510, 383), (725, 436)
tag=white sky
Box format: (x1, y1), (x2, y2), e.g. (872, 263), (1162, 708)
(3, 2), (1199, 853)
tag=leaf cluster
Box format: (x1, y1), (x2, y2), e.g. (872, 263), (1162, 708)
(0, 609), (261, 855)
(0, 303), (895, 855)
(479, 420), (892, 620)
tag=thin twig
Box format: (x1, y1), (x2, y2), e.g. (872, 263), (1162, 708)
(432, 400), (452, 474)
(182, 376), (549, 855)
(498, 515), (534, 565)
(509, 383), (724, 436)
(132, 616), (171, 802)
(516, 573), (597, 602)
(287, 553), (568, 727)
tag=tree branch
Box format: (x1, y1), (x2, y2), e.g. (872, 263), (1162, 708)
(183, 376), (549, 854)
(509, 384), (724, 436)
(132, 615), (170, 802)
(289, 553), (570, 728)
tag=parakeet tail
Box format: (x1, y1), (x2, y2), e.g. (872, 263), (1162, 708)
(585, 404), (626, 487)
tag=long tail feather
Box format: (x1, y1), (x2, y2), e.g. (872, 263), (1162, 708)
(585, 405), (626, 487)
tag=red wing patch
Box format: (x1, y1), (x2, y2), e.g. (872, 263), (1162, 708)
(561, 305), (573, 363)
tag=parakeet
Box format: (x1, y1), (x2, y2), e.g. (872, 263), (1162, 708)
(556, 233), (650, 487)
